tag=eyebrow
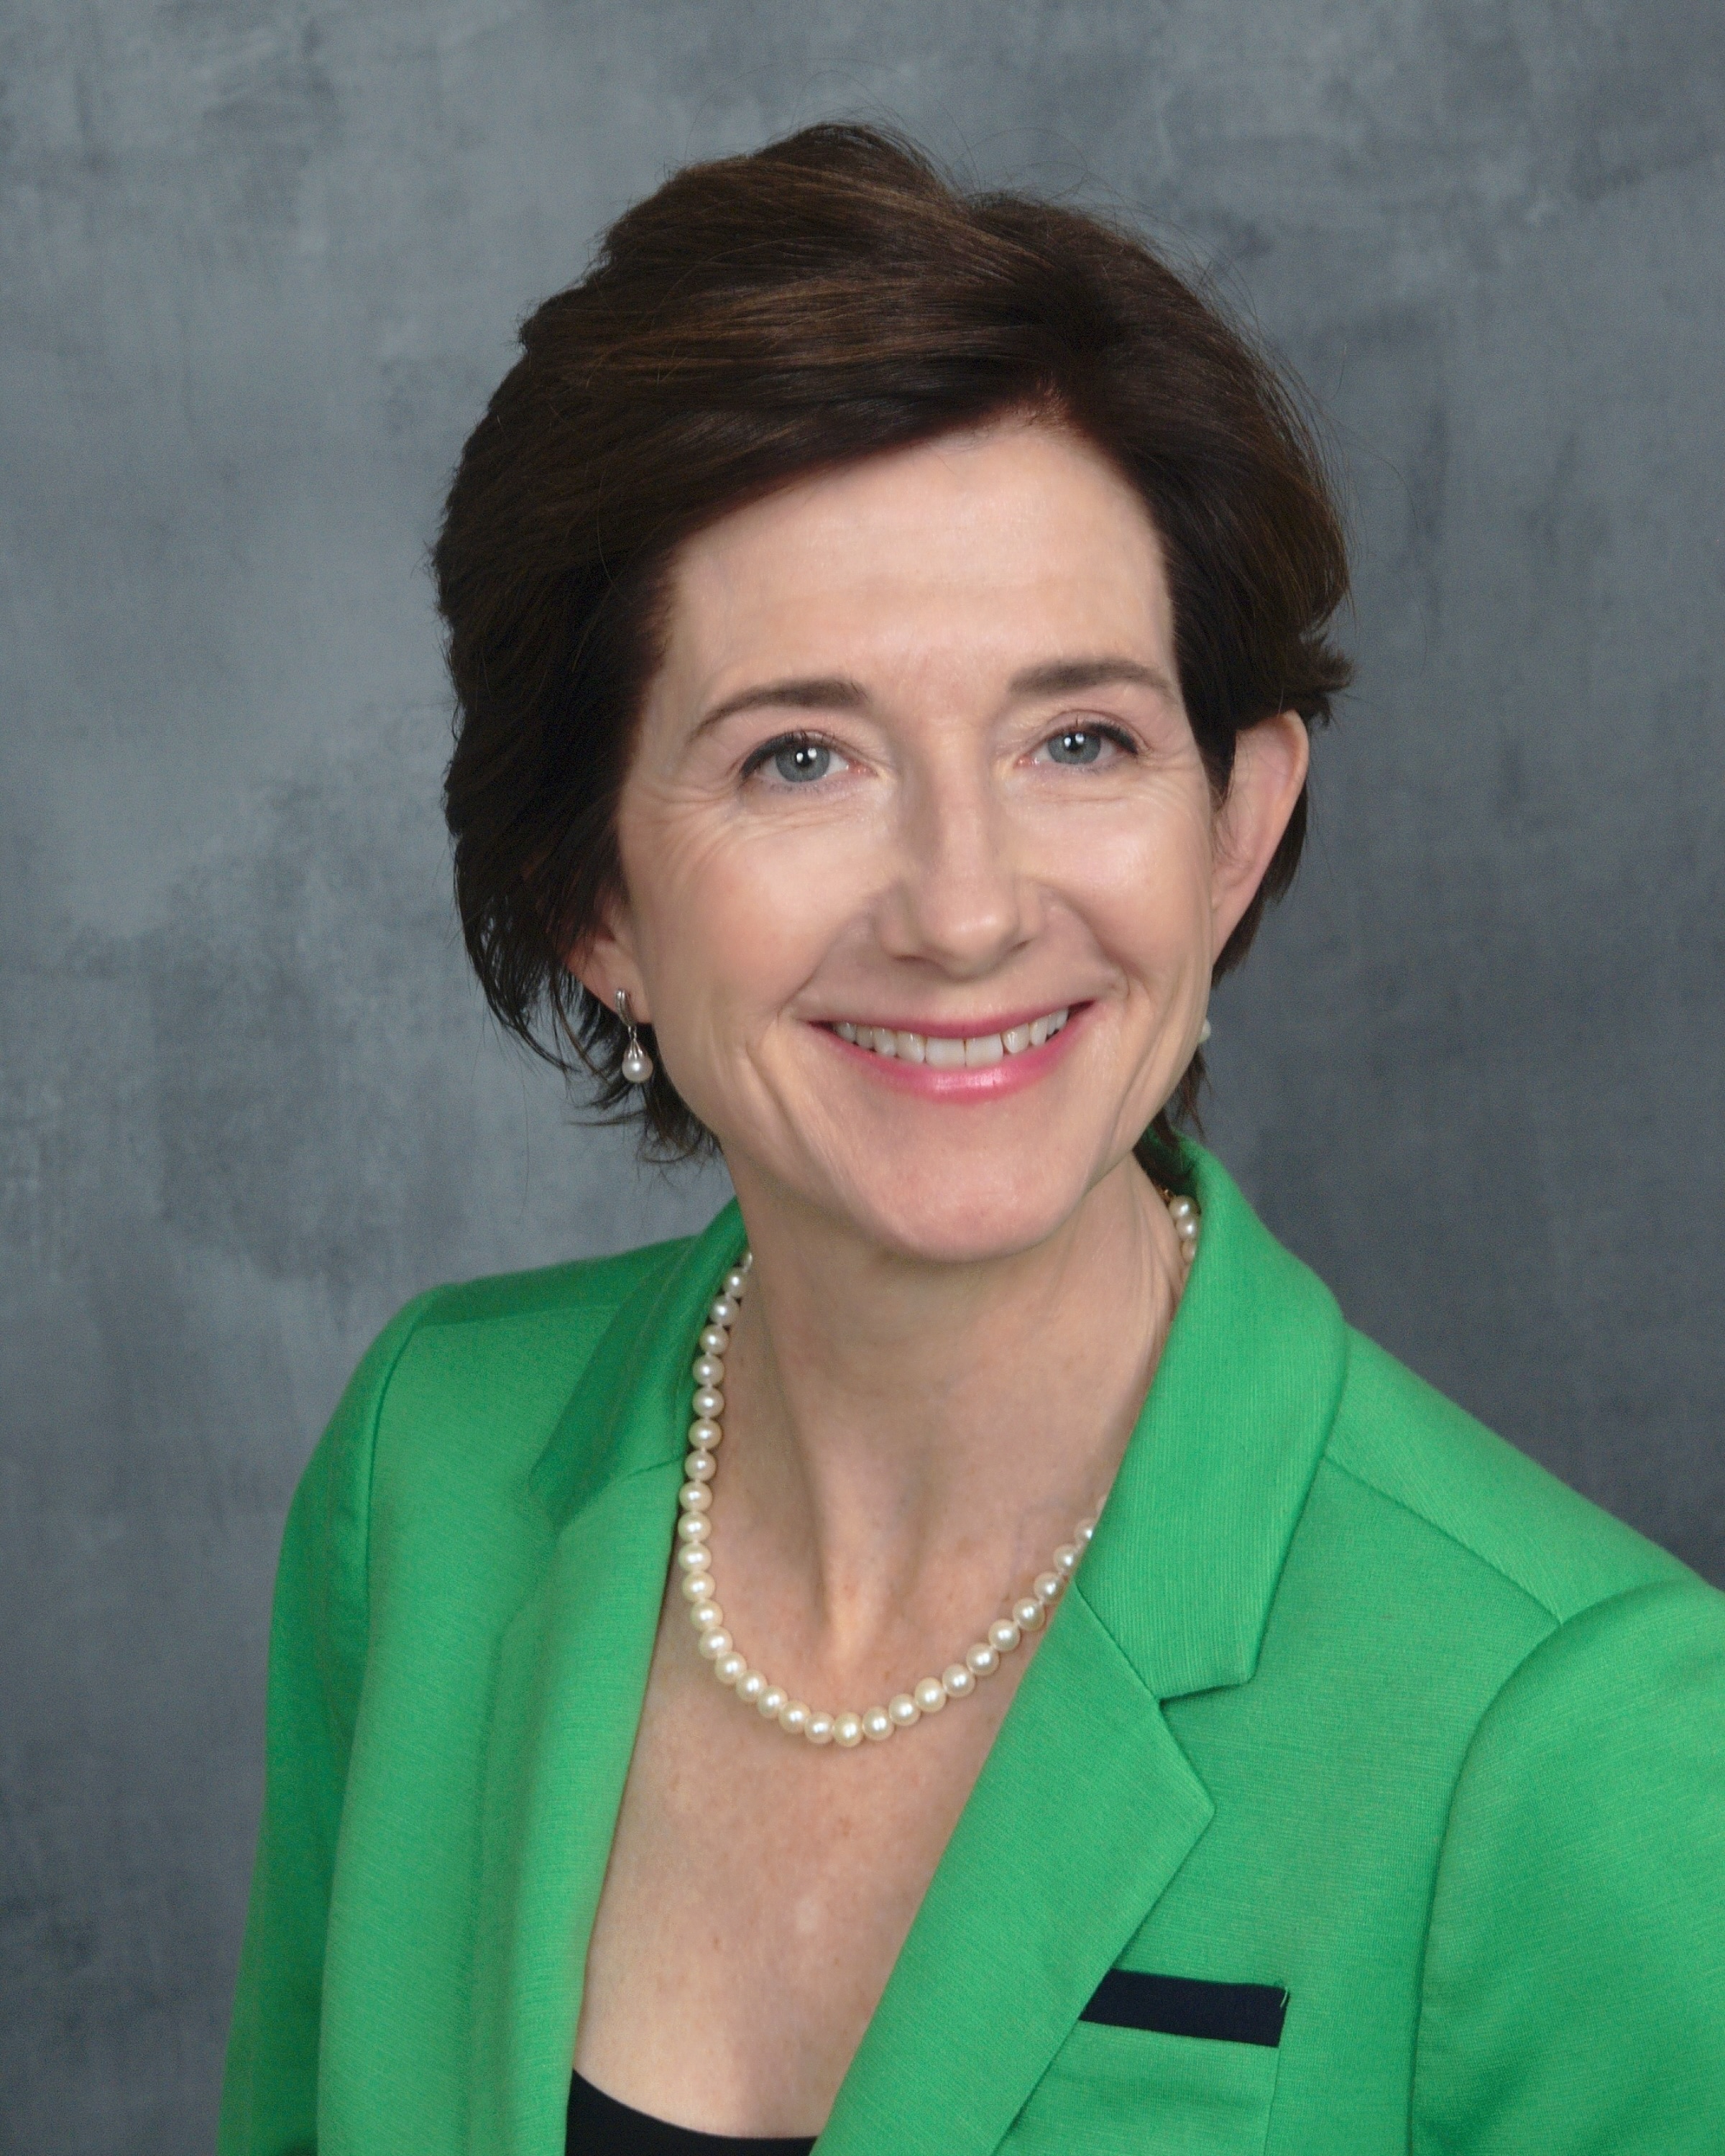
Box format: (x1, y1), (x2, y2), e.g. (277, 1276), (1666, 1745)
(695, 676), (870, 733)
(1007, 656), (1180, 703)
(694, 655), (1179, 735)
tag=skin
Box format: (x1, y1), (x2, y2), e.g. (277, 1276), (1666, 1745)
(571, 418), (1309, 2135)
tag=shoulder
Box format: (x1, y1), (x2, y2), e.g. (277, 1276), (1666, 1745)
(364, 1231), (702, 1480)
(1317, 1320), (1725, 1747)
(1272, 1323), (1725, 1793)
(409, 1229), (694, 1338)
(1320, 1325), (1706, 1626)
(1187, 1143), (1708, 1637)
(294, 1229), (701, 1565)
(368, 1229), (694, 1408)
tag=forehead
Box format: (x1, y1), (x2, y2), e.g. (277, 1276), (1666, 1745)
(655, 420), (1174, 704)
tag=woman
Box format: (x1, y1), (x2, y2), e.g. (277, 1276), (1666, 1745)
(219, 126), (1725, 2155)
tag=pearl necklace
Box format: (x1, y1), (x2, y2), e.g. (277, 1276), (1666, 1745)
(675, 1189), (1201, 1748)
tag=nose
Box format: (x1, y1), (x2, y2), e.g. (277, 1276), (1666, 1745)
(874, 757), (1039, 977)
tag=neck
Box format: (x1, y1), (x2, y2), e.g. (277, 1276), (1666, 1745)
(716, 1152), (1186, 1664)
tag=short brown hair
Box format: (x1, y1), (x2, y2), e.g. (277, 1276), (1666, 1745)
(435, 123), (1350, 1174)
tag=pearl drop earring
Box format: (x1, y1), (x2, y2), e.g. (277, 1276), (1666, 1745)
(617, 990), (655, 1084)
(1198, 1017), (1213, 1045)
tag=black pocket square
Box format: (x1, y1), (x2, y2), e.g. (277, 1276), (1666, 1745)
(1081, 1969), (1289, 2047)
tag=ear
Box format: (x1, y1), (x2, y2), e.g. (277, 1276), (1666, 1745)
(1209, 710), (1310, 961)
(566, 891), (653, 1026)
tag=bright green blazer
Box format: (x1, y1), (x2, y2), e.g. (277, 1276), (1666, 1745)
(219, 1148), (1725, 2155)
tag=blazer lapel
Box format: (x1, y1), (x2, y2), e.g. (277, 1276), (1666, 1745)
(466, 1203), (749, 2156)
(818, 1589), (1211, 2156)
(820, 1148), (1348, 2154)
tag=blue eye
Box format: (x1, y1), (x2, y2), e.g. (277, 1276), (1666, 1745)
(771, 740), (832, 784)
(1046, 729), (1105, 765)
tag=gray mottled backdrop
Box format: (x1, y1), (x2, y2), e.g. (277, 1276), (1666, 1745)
(2, 1), (1721, 2147)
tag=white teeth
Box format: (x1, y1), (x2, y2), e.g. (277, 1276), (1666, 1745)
(835, 1009), (1072, 1065)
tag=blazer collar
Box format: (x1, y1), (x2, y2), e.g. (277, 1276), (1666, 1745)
(1078, 1144), (1349, 1700)
(527, 1199), (752, 1531)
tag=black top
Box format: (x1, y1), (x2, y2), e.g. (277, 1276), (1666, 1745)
(567, 2073), (818, 2155)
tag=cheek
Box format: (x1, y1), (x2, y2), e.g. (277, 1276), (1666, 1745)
(1057, 798), (1215, 978)
(620, 798), (866, 1024)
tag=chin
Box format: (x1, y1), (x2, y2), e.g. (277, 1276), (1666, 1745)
(824, 1153), (1105, 1268)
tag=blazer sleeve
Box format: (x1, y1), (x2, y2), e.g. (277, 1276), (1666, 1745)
(216, 1293), (438, 2156)
(1412, 1575), (1725, 2155)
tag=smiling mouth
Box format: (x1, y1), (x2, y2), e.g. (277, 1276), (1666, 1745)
(828, 1007), (1072, 1068)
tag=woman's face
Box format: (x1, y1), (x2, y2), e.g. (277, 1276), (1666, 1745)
(584, 420), (1306, 1263)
